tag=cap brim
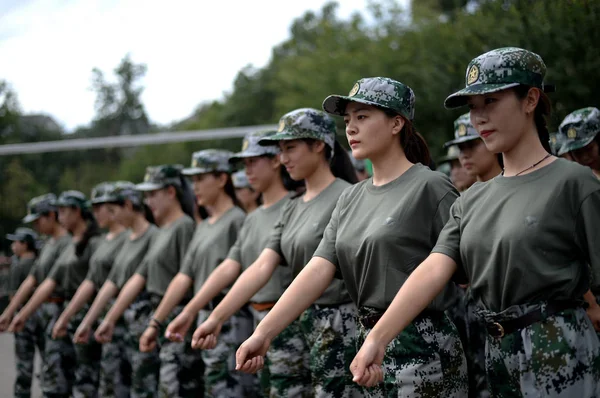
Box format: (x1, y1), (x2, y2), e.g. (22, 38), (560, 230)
(135, 182), (165, 192)
(444, 83), (520, 109)
(443, 135), (481, 148)
(22, 214), (40, 223)
(6, 233), (22, 241)
(258, 132), (300, 146)
(323, 95), (395, 117)
(563, 136), (596, 153)
(229, 150), (273, 163)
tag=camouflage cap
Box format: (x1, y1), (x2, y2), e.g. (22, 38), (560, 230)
(347, 150), (366, 172)
(229, 130), (280, 163)
(6, 227), (38, 245)
(56, 190), (89, 209)
(182, 149), (234, 176)
(232, 170), (251, 189)
(438, 145), (461, 164)
(90, 182), (120, 204)
(111, 181), (142, 206)
(557, 107), (600, 153)
(136, 164), (184, 192)
(443, 113), (480, 148)
(258, 108), (336, 152)
(323, 77), (415, 120)
(549, 132), (566, 156)
(22, 193), (58, 223)
(445, 47), (551, 109)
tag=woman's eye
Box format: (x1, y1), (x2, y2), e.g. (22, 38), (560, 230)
(484, 97), (497, 105)
(357, 115), (366, 120)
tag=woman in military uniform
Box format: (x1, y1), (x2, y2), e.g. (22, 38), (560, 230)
(233, 170), (261, 213)
(136, 150), (253, 397)
(164, 130), (308, 397)
(94, 165), (204, 398)
(74, 182), (159, 398)
(10, 190), (104, 397)
(556, 107), (600, 178)
(0, 194), (73, 397)
(49, 182), (130, 398)
(235, 79), (467, 397)
(198, 108), (361, 398)
(437, 145), (476, 193)
(351, 47), (600, 397)
(5, 227), (42, 398)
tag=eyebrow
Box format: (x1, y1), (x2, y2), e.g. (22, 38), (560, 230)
(343, 106), (371, 116)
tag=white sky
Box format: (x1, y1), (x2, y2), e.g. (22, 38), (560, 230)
(0, 0), (377, 131)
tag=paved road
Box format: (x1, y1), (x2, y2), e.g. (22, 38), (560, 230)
(0, 333), (42, 398)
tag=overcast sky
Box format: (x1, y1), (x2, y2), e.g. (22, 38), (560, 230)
(0, 0), (379, 131)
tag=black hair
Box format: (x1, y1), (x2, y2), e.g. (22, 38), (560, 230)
(382, 108), (432, 165)
(76, 208), (101, 257)
(513, 85), (552, 153)
(115, 199), (155, 225)
(212, 172), (244, 211)
(304, 139), (359, 184)
(21, 240), (38, 257)
(41, 210), (59, 222)
(171, 175), (198, 221)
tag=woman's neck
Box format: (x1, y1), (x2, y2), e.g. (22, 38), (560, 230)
(478, 162), (503, 182)
(51, 224), (68, 239)
(161, 207), (185, 227)
(71, 219), (88, 241)
(106, 222), (125, 240)
(261, 178), (288, 208)
(20, 251), (36, 260)
(129, 215), (150, 240)
(502, 128), (551, 176)
(207, 193), (234, 223)
(303, 161), (336, 202)
(371, 146), (413, 186)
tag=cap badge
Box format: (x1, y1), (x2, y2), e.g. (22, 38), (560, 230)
(467, 65), (479, 85)
(567, 127), (577, 139)
(242, 139), (249, 151)
(348, 82), (360, 97)
(457, 124), (467, 137)
(278, 120), (285, 133)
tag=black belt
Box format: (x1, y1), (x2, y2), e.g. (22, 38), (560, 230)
(486, 300), (584, 338)
(358, 308), (441, 329)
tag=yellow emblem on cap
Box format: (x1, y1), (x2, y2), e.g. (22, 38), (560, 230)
(567, 127), (577, 139)
(348, 83), (360, 97)
(192, 158), (199, 168)
(550, 135), (557, 145)
(457, 124), (467, 137)
(278, 120), (285, 133)
(467, 65), (479, 85)
(242, 139), (249, 151)
(143, 173), (151, 182)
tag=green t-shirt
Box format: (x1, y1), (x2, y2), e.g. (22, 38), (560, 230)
(266, 178), (352, 306)
(47, 236), (102, 296)
(136, 215), (195, 297)
(85, 230), (129, 288)
(314, 165), (459, 311)
(107, 225), (158, 290)
(432, 159), (600, 312)
(9, 257), (36, 294)
(227, 195), (293, 303)
(181, 207), (245, 294)
(29, 235), (71, 283)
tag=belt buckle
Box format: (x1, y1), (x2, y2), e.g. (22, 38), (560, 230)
(491, 321), (505, 338)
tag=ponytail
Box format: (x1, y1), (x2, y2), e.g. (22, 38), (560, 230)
(329, 141), (359, 184)
(76, 209), (101, 257)
(381, 108), (431, 165)
(174, 176), (197, 221)
(218, 172), (245, 211)
(514, 85), (552, 153)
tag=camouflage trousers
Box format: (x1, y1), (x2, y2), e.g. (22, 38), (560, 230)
(357, 307), (468, 398)
(249, 305), (311, 398)
(149, 296), (205, 398)
(13, 306), (45, 398)
(300, 302), (364, 398)
(480, 302), (600, 398)
(66, 301), (103, 398)
(99, 313), (132, 398)
(197, 305), (256, 397)
(123, 296), (160, 398)
(39, 301), (76, 398)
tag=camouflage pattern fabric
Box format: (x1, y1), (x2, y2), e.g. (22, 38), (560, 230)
(39, 301), (76, 397)
(90, 181), (121, 205)
(444, 113), (480, 148)
(66, 301), (103, 398)
(248, 306), (311, 398)
(99, 315), (132, 398)
(300, 302), (364, 398)
(13, 307), (45, 398)
(197, 306), (257, 398)
(229, 130), (280, 163)
(136, 164), (185, 192)
(232, 170), (251, 189)
(322, 77), (415, 121)
(154, 301), (205, 398)
(56, 190), (90, 210)
(122, 296), (160, 398)
(357, 307), (468, 397)
(556, 107), (600, 154)
(182, 149), (234, 176)
(445, 47), (549, 108)
(258, 108), (337, 152)
(22, 193), (58, 224)
(480, 302), (600, 397)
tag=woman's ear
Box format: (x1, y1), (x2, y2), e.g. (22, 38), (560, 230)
(524, 87), (541, 115)
(391, 115), (406, 136)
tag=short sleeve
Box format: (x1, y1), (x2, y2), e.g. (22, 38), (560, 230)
(106, 262), (119, 285)
(227, 221), (247, 263)
(179, 246), (196, 279)
(135, 257), (149, 278)
(47, 259), (65, 282)
(431, 197), (467, 284)
(430, 190), (459, 244)
(85, 261), (101, 287)
(265, 200), (294, 259)
(177, 220), (196, 268)
(575, 189), (600, 289)
(313, 195), (341, 274)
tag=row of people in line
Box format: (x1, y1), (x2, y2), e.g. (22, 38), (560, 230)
(1, 46), (599, 398)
